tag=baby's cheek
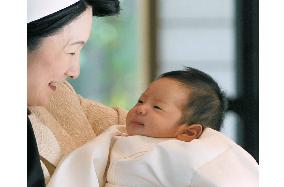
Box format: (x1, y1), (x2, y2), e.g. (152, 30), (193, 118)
(126, 112), (132, 124)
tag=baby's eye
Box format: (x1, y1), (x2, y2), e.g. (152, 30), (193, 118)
(138, 100), (143, 104)
(153, 105), (162, 110)
(69, 52), (76, 56)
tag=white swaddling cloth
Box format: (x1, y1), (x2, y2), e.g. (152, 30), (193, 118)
(48, 125), (258, 187)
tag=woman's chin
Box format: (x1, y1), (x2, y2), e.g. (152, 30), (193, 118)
(28, 94), (50, 107)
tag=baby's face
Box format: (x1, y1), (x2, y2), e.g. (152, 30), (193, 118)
(126, 78), (189, 138)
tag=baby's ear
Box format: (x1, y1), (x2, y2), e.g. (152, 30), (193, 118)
(176, 124), (203, 142)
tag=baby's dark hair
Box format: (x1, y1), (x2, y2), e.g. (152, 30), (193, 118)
(158, 67), (227, 131)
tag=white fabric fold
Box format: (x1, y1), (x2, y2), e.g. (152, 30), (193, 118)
(47, 126), (258, 187)
(47, 125), (124, 187)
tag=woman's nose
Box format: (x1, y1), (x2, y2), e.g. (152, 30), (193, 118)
(65, 59), (80, 79)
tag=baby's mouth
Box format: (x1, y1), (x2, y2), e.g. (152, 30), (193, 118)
(131, 121), (144, 127)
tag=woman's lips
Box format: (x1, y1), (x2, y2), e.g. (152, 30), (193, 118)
(48, 82), (57, 91)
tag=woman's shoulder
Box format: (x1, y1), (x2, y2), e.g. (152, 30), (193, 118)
(29, 81), (128, 181)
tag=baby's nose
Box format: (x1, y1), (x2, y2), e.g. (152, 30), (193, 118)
(137, 105), (146, 115)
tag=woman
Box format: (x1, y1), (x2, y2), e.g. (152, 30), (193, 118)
(27, 0), (120, 186)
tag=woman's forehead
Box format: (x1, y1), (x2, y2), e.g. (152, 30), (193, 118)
(29, 7), (93, 55)
(45, 7), (93, 48)
(66, 8), (92, 41)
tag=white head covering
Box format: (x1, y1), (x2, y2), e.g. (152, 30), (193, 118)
(27, 0), (80, 23)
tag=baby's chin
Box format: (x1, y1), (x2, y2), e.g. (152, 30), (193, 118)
(126, 128), (177, 139)
(126, 126), (145, 136)
(125, 128), (142, 136)
(125, 128), (159, 138)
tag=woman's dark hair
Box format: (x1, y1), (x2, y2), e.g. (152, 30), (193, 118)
(159, 67), (228, 131)
(27, 0), (120, 51)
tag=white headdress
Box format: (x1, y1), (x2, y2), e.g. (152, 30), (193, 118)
(27, 0), (80, 23)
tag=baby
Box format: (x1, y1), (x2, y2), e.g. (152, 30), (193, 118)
(126, 66), (227, 141)
(48, 67), (258, 187)
(106, 67), (258, 187)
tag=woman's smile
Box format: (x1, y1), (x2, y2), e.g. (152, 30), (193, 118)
(48, 82), (57, 91)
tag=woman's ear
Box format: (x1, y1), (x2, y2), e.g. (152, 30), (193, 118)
(176, 124), (203, 142)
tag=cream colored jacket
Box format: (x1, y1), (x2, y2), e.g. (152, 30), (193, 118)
(28, 81), (127, 183)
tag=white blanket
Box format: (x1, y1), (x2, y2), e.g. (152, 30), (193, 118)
(47, 125), (124, 187)
(48, 126), (258, 187)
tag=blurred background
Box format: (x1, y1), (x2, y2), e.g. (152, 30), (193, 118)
(69, 0), (258, 162)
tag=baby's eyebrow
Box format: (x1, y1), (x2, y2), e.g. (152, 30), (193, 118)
(140, 93), (147, 99)
(153, 98), (164, 104)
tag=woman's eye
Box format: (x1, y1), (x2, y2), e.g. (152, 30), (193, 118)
(154, 105), (162, 110)
(138, 100), (143, 104)
(69, 53), (76, 56)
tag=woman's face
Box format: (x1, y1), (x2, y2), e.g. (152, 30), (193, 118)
(27, 7), (93, 106)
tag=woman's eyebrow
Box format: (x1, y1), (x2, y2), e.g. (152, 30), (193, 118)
(69, 41), (85, 46)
